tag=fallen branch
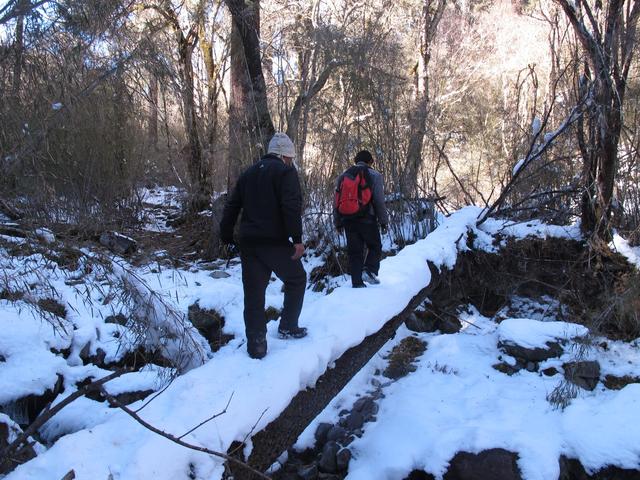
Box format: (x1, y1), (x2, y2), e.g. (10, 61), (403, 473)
(476, 76), (592, 227)
(100, 388), (271, 480)
(0, 370), (126, 469)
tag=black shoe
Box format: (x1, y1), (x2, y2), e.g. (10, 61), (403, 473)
(362, 270), (380, 285)
(352, 283), (367, 288)
(247, 337), (267, 359)
(278, 327), (308, 339)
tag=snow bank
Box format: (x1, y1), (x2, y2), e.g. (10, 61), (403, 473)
(346, 316), (640, 480)
(5, 208), (481, 480)
(497, 318), (589, 349)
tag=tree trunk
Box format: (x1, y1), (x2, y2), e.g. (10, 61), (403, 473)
(225, 0), (274, 190)
(177, 29), (210, 204)
(12, 0), (27, 97)
(402, 0), (446, 196)
(199, 13), (223, 153)
(148, 72), (158, 150)
(555, 0), (640, 239)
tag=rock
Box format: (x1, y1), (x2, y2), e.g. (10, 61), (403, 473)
(318, 441), (340, 473)
(603, 374), (640, 390)
(111, 390), (153, 406)
(297, 463), (319, 480)
(105, 313), (128, 325)
(525, 362), (536, 372)
(542, 367), (559, 377)
(314, 423), (332, 446)
(99, 231), (137, 255)
(326, 425), (347, 443)
(498, 341), (563, 363)
(318, 474), (342, 480)
(438, 315), (463, 334)
(444, 449), (521, 480)
(559, 455), (640, 479)
(37, 298), (67, 319)
(405, 470), (436, 480)
(493, 363), (519, 375)
(344, 411), (365, 430)
(187, 303), (225, 345)
(563, 361), (601, 391)
(209, 271), (231, 279)
(405, 312), (437, 333)
(336, 448), (351, 471)
(342, 434), (355, 446)
(353, 396), (376, 416)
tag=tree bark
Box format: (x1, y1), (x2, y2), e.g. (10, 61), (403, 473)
(148, 71), (158, 150)
(12, 0), (27, 98)
(403, 0), (446, 196)
(225, 0), (275, 190)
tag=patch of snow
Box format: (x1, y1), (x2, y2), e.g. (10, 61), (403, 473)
(497, 318), (589, 349)
(513, 158), (525, 176)
(346, 313), (640, 480)
(479, 217), (582, 246)
(611, 234), (640, 268)
(532, 117), (542, 136)
(35, 228), (55, 243)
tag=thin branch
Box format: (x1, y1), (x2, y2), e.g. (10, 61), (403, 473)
(100, 389), (271, 480)
(0, 370), (127, 465)
(179, 392), (234, 439)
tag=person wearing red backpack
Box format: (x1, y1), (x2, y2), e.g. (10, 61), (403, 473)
(334, 150), (389, 288)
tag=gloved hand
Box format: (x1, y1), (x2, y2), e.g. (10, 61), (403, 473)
(380, 224), (388, 234)
(223, 242), (240, 258)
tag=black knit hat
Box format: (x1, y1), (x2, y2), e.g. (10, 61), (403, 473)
(354, 150), (373, 164)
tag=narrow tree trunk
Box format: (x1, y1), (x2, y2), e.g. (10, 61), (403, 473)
(402, 0), (446, 196)
(177, 31), (210, 204)
(12, 0), (27, 97)
(148, 72), (158, 150)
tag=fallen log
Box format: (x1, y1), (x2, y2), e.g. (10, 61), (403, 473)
(228, 261), (442, 479)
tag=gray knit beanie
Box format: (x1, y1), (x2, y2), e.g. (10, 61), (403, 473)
(267, 132), (296, 158)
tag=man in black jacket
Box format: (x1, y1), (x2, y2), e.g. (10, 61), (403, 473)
(220, 133), (307, 359)
(334, 150), (389, 288)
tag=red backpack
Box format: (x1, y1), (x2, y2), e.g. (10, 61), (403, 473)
(335, 165), (372, 217)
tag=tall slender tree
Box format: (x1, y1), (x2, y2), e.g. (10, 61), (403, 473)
(224, 0), (274, 190)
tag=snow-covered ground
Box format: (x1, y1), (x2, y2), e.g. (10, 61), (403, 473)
(1, 207), (639, 480)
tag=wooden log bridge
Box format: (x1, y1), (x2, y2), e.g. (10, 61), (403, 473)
(229, 261), (442, 479)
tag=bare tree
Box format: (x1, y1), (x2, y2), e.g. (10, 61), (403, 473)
(225, 0), (275, 190)
(554, 0), (640, 238)
(403, 0), (447, 196)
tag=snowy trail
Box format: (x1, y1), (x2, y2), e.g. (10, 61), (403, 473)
(6, 209), (481, 480)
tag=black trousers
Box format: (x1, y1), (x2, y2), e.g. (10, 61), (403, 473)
(240, 244), (306, 341)
(344, 221), (382, 286)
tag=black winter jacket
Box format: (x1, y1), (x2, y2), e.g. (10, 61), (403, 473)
(220, 154), (303, 245)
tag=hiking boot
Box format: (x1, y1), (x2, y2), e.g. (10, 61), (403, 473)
(352, 283), (367, 288)
(247, 337), (267, 359)
(278, 326), (308, 339)
(362, 270), (380, 285)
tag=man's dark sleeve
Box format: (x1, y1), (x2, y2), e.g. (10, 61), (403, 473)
(279, 167), (303, 244)
(219, 177), (243, 243)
